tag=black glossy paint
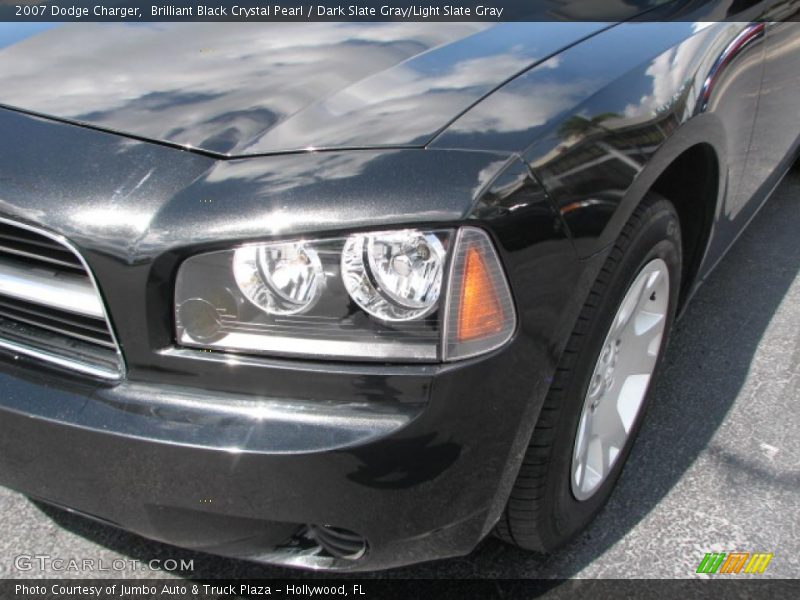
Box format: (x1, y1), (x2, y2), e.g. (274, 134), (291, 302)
(0, 22), (605, 155)
(0, 12), (799, 571)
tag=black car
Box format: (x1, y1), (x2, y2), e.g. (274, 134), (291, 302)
(0, 8), (798, 571)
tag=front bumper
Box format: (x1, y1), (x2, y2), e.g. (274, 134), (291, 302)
(0, 335), (551, 571)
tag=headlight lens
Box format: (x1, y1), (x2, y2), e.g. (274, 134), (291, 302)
(175, 227), (515, 362)
(233, 242), (323, 315)
(341, 230), (446, 322)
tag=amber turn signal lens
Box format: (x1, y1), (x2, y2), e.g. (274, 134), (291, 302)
(457, 246), (504, 341)
(444, 228), (516, 361)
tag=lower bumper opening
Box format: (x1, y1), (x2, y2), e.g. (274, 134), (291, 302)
(306, 525), (368, 561)
(244, 524), (369, 570)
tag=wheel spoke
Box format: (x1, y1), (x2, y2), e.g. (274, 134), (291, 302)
(594, 378), (630, 444)
(619, 325), (662, 376)
(641, 268), (664, 302)
(574, 408), (592, 472)
(582, 437), (604, 492)
(616, 374), (651, 433)
(611, 277), (646, 338)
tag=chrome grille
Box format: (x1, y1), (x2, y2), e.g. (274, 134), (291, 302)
(0, 218), (123, 379)
(0, 222), (85, 272)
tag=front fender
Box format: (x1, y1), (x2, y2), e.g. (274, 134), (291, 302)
(432, 20), (767, 258)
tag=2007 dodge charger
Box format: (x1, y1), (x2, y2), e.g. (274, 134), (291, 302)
(0, 4), (798, 570)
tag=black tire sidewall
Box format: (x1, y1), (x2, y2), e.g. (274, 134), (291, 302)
(541, 199), (682, 547)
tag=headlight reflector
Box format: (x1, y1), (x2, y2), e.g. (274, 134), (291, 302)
(341, 230), (446, 322)
(233, 242), (324, 316)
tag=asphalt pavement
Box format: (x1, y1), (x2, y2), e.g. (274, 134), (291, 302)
(1, 171), (799, 581)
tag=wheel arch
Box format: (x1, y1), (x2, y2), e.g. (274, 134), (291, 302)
(595, 115), (728, 311)
(650, 142), (720, 309)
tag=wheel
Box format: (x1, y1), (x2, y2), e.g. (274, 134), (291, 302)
(496, 193), (682, 551)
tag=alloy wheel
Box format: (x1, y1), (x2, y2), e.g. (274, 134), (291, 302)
(571, 258), (670, 501)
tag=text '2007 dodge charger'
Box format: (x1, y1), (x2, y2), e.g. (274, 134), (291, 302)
(0, 8), (798, 571)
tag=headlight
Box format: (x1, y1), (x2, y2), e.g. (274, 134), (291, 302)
(341, 230), (446, 322)
(233, 242), (324, 315)
(175, 227), (515, 362)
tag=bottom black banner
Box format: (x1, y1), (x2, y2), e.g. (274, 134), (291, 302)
(2, 579), (799, 600)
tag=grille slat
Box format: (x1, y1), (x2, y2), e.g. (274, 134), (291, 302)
(0, 242), (87, 271)
(0, 256), (105, 318)
(0, 224), (84, 271)
(0, 219), (122, 379)
(0, 295), (116, 349)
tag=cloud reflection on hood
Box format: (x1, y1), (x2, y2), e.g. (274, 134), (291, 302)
(0, 22), (605, 155)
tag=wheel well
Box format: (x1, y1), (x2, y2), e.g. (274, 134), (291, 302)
(650, 144), (719, 309)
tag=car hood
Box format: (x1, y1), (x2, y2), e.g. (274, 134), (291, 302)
(0, 22), (612, 156)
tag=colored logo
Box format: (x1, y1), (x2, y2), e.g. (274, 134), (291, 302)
(696, 552), (773, 575)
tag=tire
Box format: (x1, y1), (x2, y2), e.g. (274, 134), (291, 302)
(496, 193), (682, 552)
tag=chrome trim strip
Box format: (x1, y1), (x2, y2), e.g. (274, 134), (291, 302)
(0, 336), (121, 380)
(0, 258), (105, 319)
(160, 346), (443, 376)
(0, 309), (116, 348)
(178, 330), (437, 362)
(0, 243), (82, 270)
(0, 216), (125, 380)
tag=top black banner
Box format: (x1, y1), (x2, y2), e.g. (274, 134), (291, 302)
(2, 0), (799, 22)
